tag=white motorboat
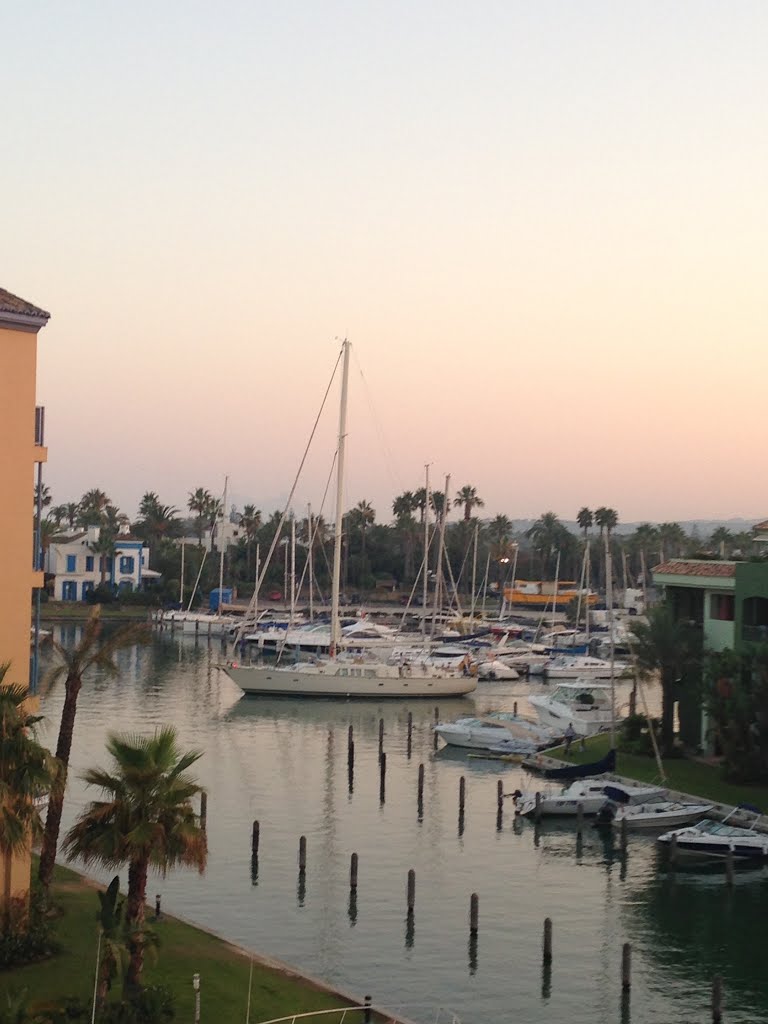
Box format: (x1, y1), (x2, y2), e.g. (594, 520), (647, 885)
(476, 660), (519, 681)
(223, 340), (477, 700)
(544, 654), (629, 679)
(514, 779), (663, 818)
(529, 681), (619, 737)
(607, 797), (714, 830)
(435, 712), (559, 752)
(657, 806), (768, 861)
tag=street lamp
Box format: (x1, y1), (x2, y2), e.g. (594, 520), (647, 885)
(192, 974), (200, 1024)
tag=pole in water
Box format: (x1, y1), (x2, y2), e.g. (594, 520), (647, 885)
(350, 852), (358, 890)
(543, 917), (553, 963)
(497, 779), (504, 811)
(379, 751), (386, 804)
(513, 701), (518, 717)
(712, 975), (723, 1023)
(407, 869), (416, 916)
(347, 724), (354, 762)
(378, 718), (384, 761)
(621, 943), (631, 991)
(406, 711), (413, 758)
(620, 816), (628, 853)
(200, 792), (207, 832)
(298, 835), (307, 871)
(534, 791), (542, 823)
(459, 776), (466, 816)
(469, 892), (479, 935)
(576, 801), (584, 836)
(417, 762), (425, 818)
(251, 820), (260, 859)
(433, 706), (439, 751)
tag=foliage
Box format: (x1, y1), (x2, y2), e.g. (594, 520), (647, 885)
(705, 646), (768, 783)
(99, 987), (175, 1024)
(618, 713), (662, 757)
(0, 888), (57, 969)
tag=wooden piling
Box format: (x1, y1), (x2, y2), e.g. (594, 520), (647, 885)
(378, 718), (384, 760)
(576, 802), (584, 836)
(347, 724), (354, 762)
(621, 942), (631, 990)
(407, 869), (415, 916)
(469, 892), (479, 935)
(350, 852), (358, 890)
(542, 917), (553, 963)
(725, 848), (734, 886)
(513, 701), (518, 716)
(712, 974), (723, 1023)
(459, 776), (466, 816)
(534, 791), (542, 823)
(200, 792), (207, 831)
(433, 706), (439, 750)
(669, 834), (678, 867)
(417, 762), (425, 806)
(251, 820), (260, 859)
(298, 835), (307, 872)
(497, 779), (504, 811)
(620, 816), (628, 852)
(379, 752), (386, 803)
(406, 711), (413, 758)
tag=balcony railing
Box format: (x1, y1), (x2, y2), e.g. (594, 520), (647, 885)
(35, 405), (45, 446)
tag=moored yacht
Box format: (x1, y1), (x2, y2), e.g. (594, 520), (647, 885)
(529, 681), (618, 736)
(544, 654), (629, 679)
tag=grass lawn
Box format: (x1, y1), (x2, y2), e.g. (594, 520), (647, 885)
(545, 733), (768, 810)
(42, 603), (152, 622)
(0, 864), (360, 1024)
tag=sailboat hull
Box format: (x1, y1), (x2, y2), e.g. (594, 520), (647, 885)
(222, 664), (477, 698)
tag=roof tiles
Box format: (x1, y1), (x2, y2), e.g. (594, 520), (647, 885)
(653, 560), (736, 578)
(0, 287), (50, 320)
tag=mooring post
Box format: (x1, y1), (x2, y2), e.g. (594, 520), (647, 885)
(725, 848), (734, 886)
(378, 718), (384, 761)
(251, 820), (260, 859)
(576, 802), (584, 836)
(200, 792), (207, 832)
(417, 762), (425, 815)
(298, 835), (307, 872)
(350, 852), (358, 890)
(543, 917), (553, 963)
(620, 816), (628, 853)
(407, 869), (415, 916)
(406, 711), (413, 758)
(347, 724), (354, 764)
(363, 995), (372, 1024)
(534, 791), (542, 823)
(469, 892), (479, 935)
(669, 834), (678, 868)
(712, 974), (723, 1023)
(497, 778), (504, 811)
(433, 706), (439, 750)
(621, 942), (631, 990)
(459, 776), (466, 817)
(379, 751), (386, 803)
(513, 701), (518, 716)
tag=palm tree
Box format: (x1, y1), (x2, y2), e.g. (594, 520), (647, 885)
(240, 505), (262, 578)
(89, 529), (117, 586)
(454, 486), (485, 522)
(348, 500), (376, 563)
(0, 668), (57, 926)
(392, 491), (417, 520)
(95, 876), (128, 1011)
(487, 514), (512, 548)
(710, 526), (733, 559)
(78, 489), (111, 527)
(33, 482), (51, 510)
(134, 498), (180, 566)
(63, 502), (79, 530)
(37, 609), (150, 895)
(138, 492), (161, 519)
(430, 491), (446, 518)
(594, 507), (619, 589)
(412, 488), (428, 524)
(657, 522), (687, 562)
(50, 504), (67, 527)
(187, 488), (212, 545)
(629, 602), (702, 754)
(63, 727), (207, 993)
(526, 512), (572, 578)
(394, 513), (419, 582)
(576, 507), (593, 543)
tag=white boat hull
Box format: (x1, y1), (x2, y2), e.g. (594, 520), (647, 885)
(528, 695), (612, 737)
(223, 664), (477, 698)
(612, 803), (713, 830)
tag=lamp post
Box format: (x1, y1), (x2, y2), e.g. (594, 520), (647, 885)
(192, 973), (200, 1024)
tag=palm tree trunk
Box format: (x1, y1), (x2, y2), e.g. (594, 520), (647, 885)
(38, 674), (83, 892)
(125, 857), (149, 994)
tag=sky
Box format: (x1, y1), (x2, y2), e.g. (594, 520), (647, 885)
(3, 1), (767, 525)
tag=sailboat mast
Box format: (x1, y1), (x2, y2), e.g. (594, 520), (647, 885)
(308, 503), (314, 623)
(179, 540), (185, 607)
(290, 514), (296, 625)
(330, 339), (350, 657)
(605, 530), (616, 746)
(254, 544), (260, 625)
(431, 474), (450, 639)
(422, 464), (430, 638)
(217, 476), (228, 618)
(470, 523), (478, 624)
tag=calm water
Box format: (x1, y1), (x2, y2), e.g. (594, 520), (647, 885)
(39, 630), (768, 1024)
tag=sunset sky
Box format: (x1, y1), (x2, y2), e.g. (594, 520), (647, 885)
(4, 1), (767, 525)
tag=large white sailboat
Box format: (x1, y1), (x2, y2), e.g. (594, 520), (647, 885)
(223, 340), (477, 699)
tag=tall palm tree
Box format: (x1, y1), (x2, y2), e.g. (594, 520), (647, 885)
(0, 668), (57, 926)
(50, 505), (67, 527)
(134, 499), (180, 566)
(392, 491), (417, 520)
(187, 488), (212, 545)
(412, 487), (428, 524)
(240, 505), (262, 578)
(526, 511), (568, 578)
(657, 521), (687, 562)
(63, 727), (207, 993)
(89, 529), (117, 586)
(64, 502), (80, 530)
(138, 492), (161, 519)
(37, 609), (150, 895)
(454, 486), (485, 522)
(576, 507), (593, 543)
(594, 507), (619, 589)
(487, 514), (512, 547)
(430, 491), (446, 518)
(348, 501), (376, 562)
(78, 489), (111, 527)
(710, 526), (733, 559)
(629, 523), (659, 583)
(629, 602), (702, 755)
(33, 483), (51, 510)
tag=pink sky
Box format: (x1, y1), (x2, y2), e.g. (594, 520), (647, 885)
(4, 2), (767, 525)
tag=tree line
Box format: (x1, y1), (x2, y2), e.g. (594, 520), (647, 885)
(35, 483), (766, 602)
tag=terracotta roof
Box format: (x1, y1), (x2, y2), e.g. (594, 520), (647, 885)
(753, 520), (768, 532)
(652, 560), (736, 578)
(0, 287), (50, 320)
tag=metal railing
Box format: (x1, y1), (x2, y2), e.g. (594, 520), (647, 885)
(252, 1007), (462, 1024)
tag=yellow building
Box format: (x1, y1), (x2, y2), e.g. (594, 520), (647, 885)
(0, 286), (50, 908)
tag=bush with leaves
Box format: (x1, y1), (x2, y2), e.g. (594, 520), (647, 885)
(618, 713), (662, 757)
(705, 645), (768, 782)
(99, 988), (175, 1024)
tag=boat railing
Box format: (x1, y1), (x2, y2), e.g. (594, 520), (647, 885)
(252, 1006), (462, 1024)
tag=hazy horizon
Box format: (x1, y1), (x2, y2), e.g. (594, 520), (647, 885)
(4, 2), (767, 523)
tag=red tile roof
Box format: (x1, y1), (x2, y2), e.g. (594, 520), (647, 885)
(653, 560), (736, 578)
(0, 287), (50, 320)
(753, 520), (768, 532)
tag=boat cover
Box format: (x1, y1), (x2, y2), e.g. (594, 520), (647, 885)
(542, 748), (617, 780)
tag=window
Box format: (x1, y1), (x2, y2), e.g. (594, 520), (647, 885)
(62, 581), (77, 601)
(119, 556), (135, 574)
(82, 581), (94, 600)
(85, 556), (94, 572)
(710, 594), (735, 622)
(66, 554), (77, 572)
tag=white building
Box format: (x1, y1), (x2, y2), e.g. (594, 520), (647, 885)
(47, 526), (154, 601)
(202, 514), (242, 553)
